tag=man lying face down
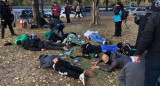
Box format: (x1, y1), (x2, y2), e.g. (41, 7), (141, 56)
(81, 43), (118, 58)
(39, 54), (95, 86)
(17, 38), (68, 51)
(91, 51), (138, 72)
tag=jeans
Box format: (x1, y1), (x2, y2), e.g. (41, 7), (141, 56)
(145, 60), (160, 86)
(43, 25), (50, 28)
(90, 33), (106, 44)
(101, 45), (118, 52)
(48, 23), (65, 40)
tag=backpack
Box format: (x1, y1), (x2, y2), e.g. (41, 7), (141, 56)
(121, 10), (129, 20)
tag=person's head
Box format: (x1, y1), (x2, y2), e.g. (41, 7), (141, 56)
(2, 0), (7, 5)
(17, 40), (23, 45)
(117, 42), (126, 49)
(116, 2), (124, 9)
(65, 2), (68, 6)
(53, 57), (59, 64)
(102, 51), (111, 63)
(54, 1), (57, 6)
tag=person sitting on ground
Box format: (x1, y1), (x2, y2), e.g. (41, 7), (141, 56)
(15, 33), (37, 45)
(20, 38), (68, 51)
(117, 42), (136, 56)
(91, 51), (133, 72)
(81, 43), (118, 58)
(53, 57), (95, 85)
(84, 30), (111, 45)
(46, 18), (65, 40)
(118, 51), (146, 86)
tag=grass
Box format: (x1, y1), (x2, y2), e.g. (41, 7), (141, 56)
(0, 16), (138, 86)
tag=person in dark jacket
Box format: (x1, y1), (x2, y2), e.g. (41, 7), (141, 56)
(81, 43), (118, 56)
(65, 3), (71, 23)
(117, 42), (136, 56)
(91, 51), (132, 72)
(134, 1), (160, 85)
(22, 38), (68, 51)
(0, 0), (16, 39)
(47, 19), (65, 40)
(118, 51), (146, 86)
(113, 2), (124, 37)
(52, 57), (95, 85)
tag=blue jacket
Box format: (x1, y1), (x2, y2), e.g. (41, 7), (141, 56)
(39, 55), (60, 69)
(114, 10), (122, 22)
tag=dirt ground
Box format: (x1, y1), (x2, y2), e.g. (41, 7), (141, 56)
(0, 16), (138, 86)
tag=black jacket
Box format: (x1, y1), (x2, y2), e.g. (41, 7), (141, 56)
(23, 38), (43, 51)
(81, 43), (102, 54)
(54, 59), (72, 72)
(135, 11), (160, 62)
(49, 19), (63, 29)
(0, 4), (12, 23)
(119, 43), (136, 56)
(114, 7), (121, 15)
(98, 52), (131, 72)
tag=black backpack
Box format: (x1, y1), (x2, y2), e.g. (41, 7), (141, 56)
(121, 10), (129, 20)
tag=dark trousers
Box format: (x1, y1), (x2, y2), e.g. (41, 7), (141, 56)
(74, 12), (80, 18)
(65, 63), (84, 79)
(48, 23), (65, 40)
(50, 33), (62, 42)
(1, 21), (15, 38)
(145, 60), (160, 86)
(43, 41), (65, 50)
(80, 11), (84, 17)
(115, 21), (122, 36)
(53, 16), (60, 20)
(66, 13), (70, 23)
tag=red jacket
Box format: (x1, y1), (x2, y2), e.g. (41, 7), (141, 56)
(51, 5), (61, 16)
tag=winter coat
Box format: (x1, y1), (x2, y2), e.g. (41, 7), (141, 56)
(114, 7), (122, 22)
(14, 34), (29, 45)
(51, 5), (61, 16)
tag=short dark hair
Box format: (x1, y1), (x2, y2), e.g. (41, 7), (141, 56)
(104, 51), (111, 57)
(117, 42), (122, 48)
(66, 2), (69, 4)
(54, 1), (57, 4)
(17, 40), (22, 45)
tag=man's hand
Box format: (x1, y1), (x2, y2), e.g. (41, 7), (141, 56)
(91, 65), (100, 69)
(134, 56), (140, 63)
(91, 61), (99, 65)
(41, 49), (46, 51)
(1, 19), (5, 22)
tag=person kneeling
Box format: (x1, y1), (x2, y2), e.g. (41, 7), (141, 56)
(53, 57), (95, 85)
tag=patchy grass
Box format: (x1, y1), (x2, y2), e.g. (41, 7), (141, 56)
(0, 16), (138, 86)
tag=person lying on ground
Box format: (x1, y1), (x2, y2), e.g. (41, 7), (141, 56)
(45, 31), (62, 42)
(15, 33), (37, 45)
(81, 43), (118, 58)
(91, 51), (133, 72)
(46, 18), (65, 40)
(53, 57), (95, 85)
(19, 38), (68, 51)
(64, 33), (85, 46)
(84, 30), (112, 45)
(117, 42), (136, 56)
(118, 51), (146, 86)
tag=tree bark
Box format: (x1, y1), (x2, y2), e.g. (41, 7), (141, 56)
(90, 0), (100, 26)
(32, 0), (43, 27)
(39, 0), (44, 18)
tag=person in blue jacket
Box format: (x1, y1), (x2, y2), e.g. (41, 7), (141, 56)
(113, 2), (124, 37)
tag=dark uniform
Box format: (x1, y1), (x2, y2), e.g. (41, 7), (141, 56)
(0, 1), (16, 39)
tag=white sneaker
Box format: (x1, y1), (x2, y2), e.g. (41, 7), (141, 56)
(55, 40), (61, 44)
(79, 73), (85, 86)
(63, 46), (68, 51)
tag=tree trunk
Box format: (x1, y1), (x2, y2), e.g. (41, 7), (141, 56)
(90, 0), (100, 26)
(137, 0), (141, 6)
(32, 0), (43, 27)
(105, 0), (108, 11)
(39, 0), (44, 18)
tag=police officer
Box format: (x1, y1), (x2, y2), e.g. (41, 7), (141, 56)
(134, 0), (160, 86)
(0, 0), (16, 39)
